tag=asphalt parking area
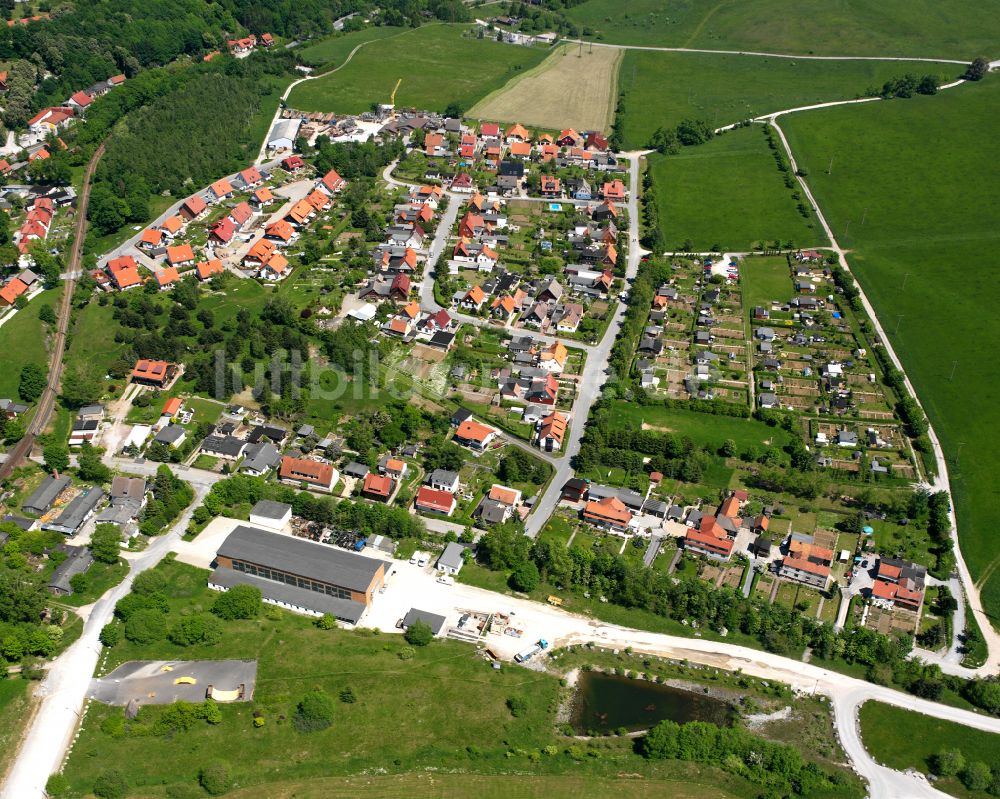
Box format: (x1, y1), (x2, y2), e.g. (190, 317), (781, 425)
(87, 660), (257, 705)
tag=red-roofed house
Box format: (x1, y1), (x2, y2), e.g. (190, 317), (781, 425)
(131, 359), (176, 388)
(454, 419), (497, 451)
(209, 217), (237, 245)
(166, 244), (195, 267)
(196, 259), (225, 281)
(415, 486), (456, 516)
(208, 178), (234, 202)
(155, 267), (181, 289)
(281, 155), (305, 172)
(583, 496), (632, 532)
(68, 90), (93, 111)
(361, 472), (395, 503)
(685, 516), (735, 560)
(229, 201), (254, 229)
(107, 256), (142, 290)
(0, 278), (27, 307)
(279, 456), (337, 492)
(180, 195), (208, 221)
(779, 536), (834, 589)
(237, 166), (263, 188)
(319, 169), (346, 194)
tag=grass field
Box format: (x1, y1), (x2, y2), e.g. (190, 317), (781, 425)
(780, 77), (1000, 624)
(0, 287), (60, 398)
(617, 50), (958, 149)
(287, 25), (550, 114)
(470, 44), (621, 132)
(0, 679), (32, 778)
(224, 773), (745, 799)
(648, 126), (824, 251)
(741, 255), (795, 310)
(297, 26), (406, 69)
(61, 558), (794, 799)
(564, 0), (1000, 58)
(859, 701), (1000, 798)
(607, 401), (793, 452)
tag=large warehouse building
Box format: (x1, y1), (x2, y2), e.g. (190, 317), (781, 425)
(209, 525), (384, 624)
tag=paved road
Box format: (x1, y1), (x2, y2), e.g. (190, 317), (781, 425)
(0, 141), (106, 482)
(768, 113), (1000, 674)
(0, 478), (212, 799)
(524, 151), (648, 536)
(87, 660), (257, 706)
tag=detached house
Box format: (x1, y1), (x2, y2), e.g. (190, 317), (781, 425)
(461, 285), (487, 312)
(279, 456), (338, 493)
(454, 419), (497, 451)
(208, 178), (234, 203)
(179, 195), (208, 222)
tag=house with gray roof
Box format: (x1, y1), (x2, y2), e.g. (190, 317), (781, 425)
(22, 475), (72, 515)
(240, 442), (281, 477)
(48, 546), (93, 595)
(42, 488), (104, 535)
(436, 542), (466, 575)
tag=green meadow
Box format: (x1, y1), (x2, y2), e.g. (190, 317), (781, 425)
(617, 50), (958, 148)
(859, 701), (1000, 798)
(288, 25), (549, 114)
(649, 125), (823, 251)
(297, 26), (407, 70)
(566, 0), (1000, 58)
(781, 77), (1000, 624)
(0, 287), (60, 398)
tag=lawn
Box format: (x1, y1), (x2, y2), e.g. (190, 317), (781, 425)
(607, 401), (792, 452)
(64, 298), (129, 389)
(469, 44), (621, 132)
(780, 77), (1000, 624)
(859, 701), (1000, 798)
(0, 287), (60, 398)
(287, 25), (550, 114)
(62, 557), (779, 799)
(617, 50), (957, 149)
(224, 773), (747, 799)
(648, 126), (824, 251)
(741, 255), (795, 311)
(0, 679), (32, 777)
(297, 26), (407, 69)
(564, 0), (1000, 58)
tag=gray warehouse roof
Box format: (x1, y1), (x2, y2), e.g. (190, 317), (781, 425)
(209, 566), (365, 624)
(49, 546), (94, 594)
(22, 475), (72, 515)
(401, 608), (446, 635)
(250, 500), (291, 520)
(42, 488), (105, 534)
(216, 525), (383, 593)
(437, 542), (465, 571)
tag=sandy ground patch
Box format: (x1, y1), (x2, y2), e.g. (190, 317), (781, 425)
(470, 45), (621, 132)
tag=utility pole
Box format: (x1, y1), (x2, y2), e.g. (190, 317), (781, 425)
(861, 207), (868, 225)
(894, 314), (904, 335)
(844, 219), (851, 238)
(949, 360), (958, 380)
(902, 272), (910, 291)
(827, 154), (834, 174)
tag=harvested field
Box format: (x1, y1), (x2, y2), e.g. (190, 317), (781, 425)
(469, 44), (621, 132)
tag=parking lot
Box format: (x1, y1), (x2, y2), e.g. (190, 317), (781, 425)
(88, 660), (257, 705)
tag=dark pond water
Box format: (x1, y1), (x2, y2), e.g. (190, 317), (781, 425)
(570, 671), (735, 734)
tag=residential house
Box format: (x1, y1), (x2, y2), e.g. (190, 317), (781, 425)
(540, 175), (561, 197)
(279, 456), (338, 492)
(179, 195), (208, 221)
(165, 244), (195, 268)
(415, 486), (456, 517)
(778, 533), (833, 589)
(602, 180), (626, 202)
(583, 496), (632, 532)
(684, 515), (735, 560)
(131, 359), (176, 388)
(208, 178), (234, 203)
(361, 472), (394, 503)
(453, 419), (497, 451)
(537, 411), (567, 451)
(196, 259), (225, 281)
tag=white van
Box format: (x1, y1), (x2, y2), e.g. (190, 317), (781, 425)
(417, 552), (430, 568)
(436, 575), (454, 586)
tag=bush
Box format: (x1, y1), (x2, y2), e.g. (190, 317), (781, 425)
(211, 584), (261, 620)
(132, 569), (167, 595)
(931, 748), (965, 777)
(404, 620), (434, 647)
(507, 696), (528, 717)
(960, 761), (992, 791)
(100, 713), (126, 738)
(124, 608), (167, 644)
(199, 762), (232, 795)
(315, 613), (336, 630)
(168, 615), (223, 647)
(294, 690), (335, 732)
(45, 774), (70, 796)
(339, 687), (356, 703)
(93, 768), (128, 799)
(508, 560), (540, 593)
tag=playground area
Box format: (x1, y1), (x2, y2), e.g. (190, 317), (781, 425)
(87, 660), (257, 706)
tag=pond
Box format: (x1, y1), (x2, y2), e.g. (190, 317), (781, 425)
(570, 671), (735, 734)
